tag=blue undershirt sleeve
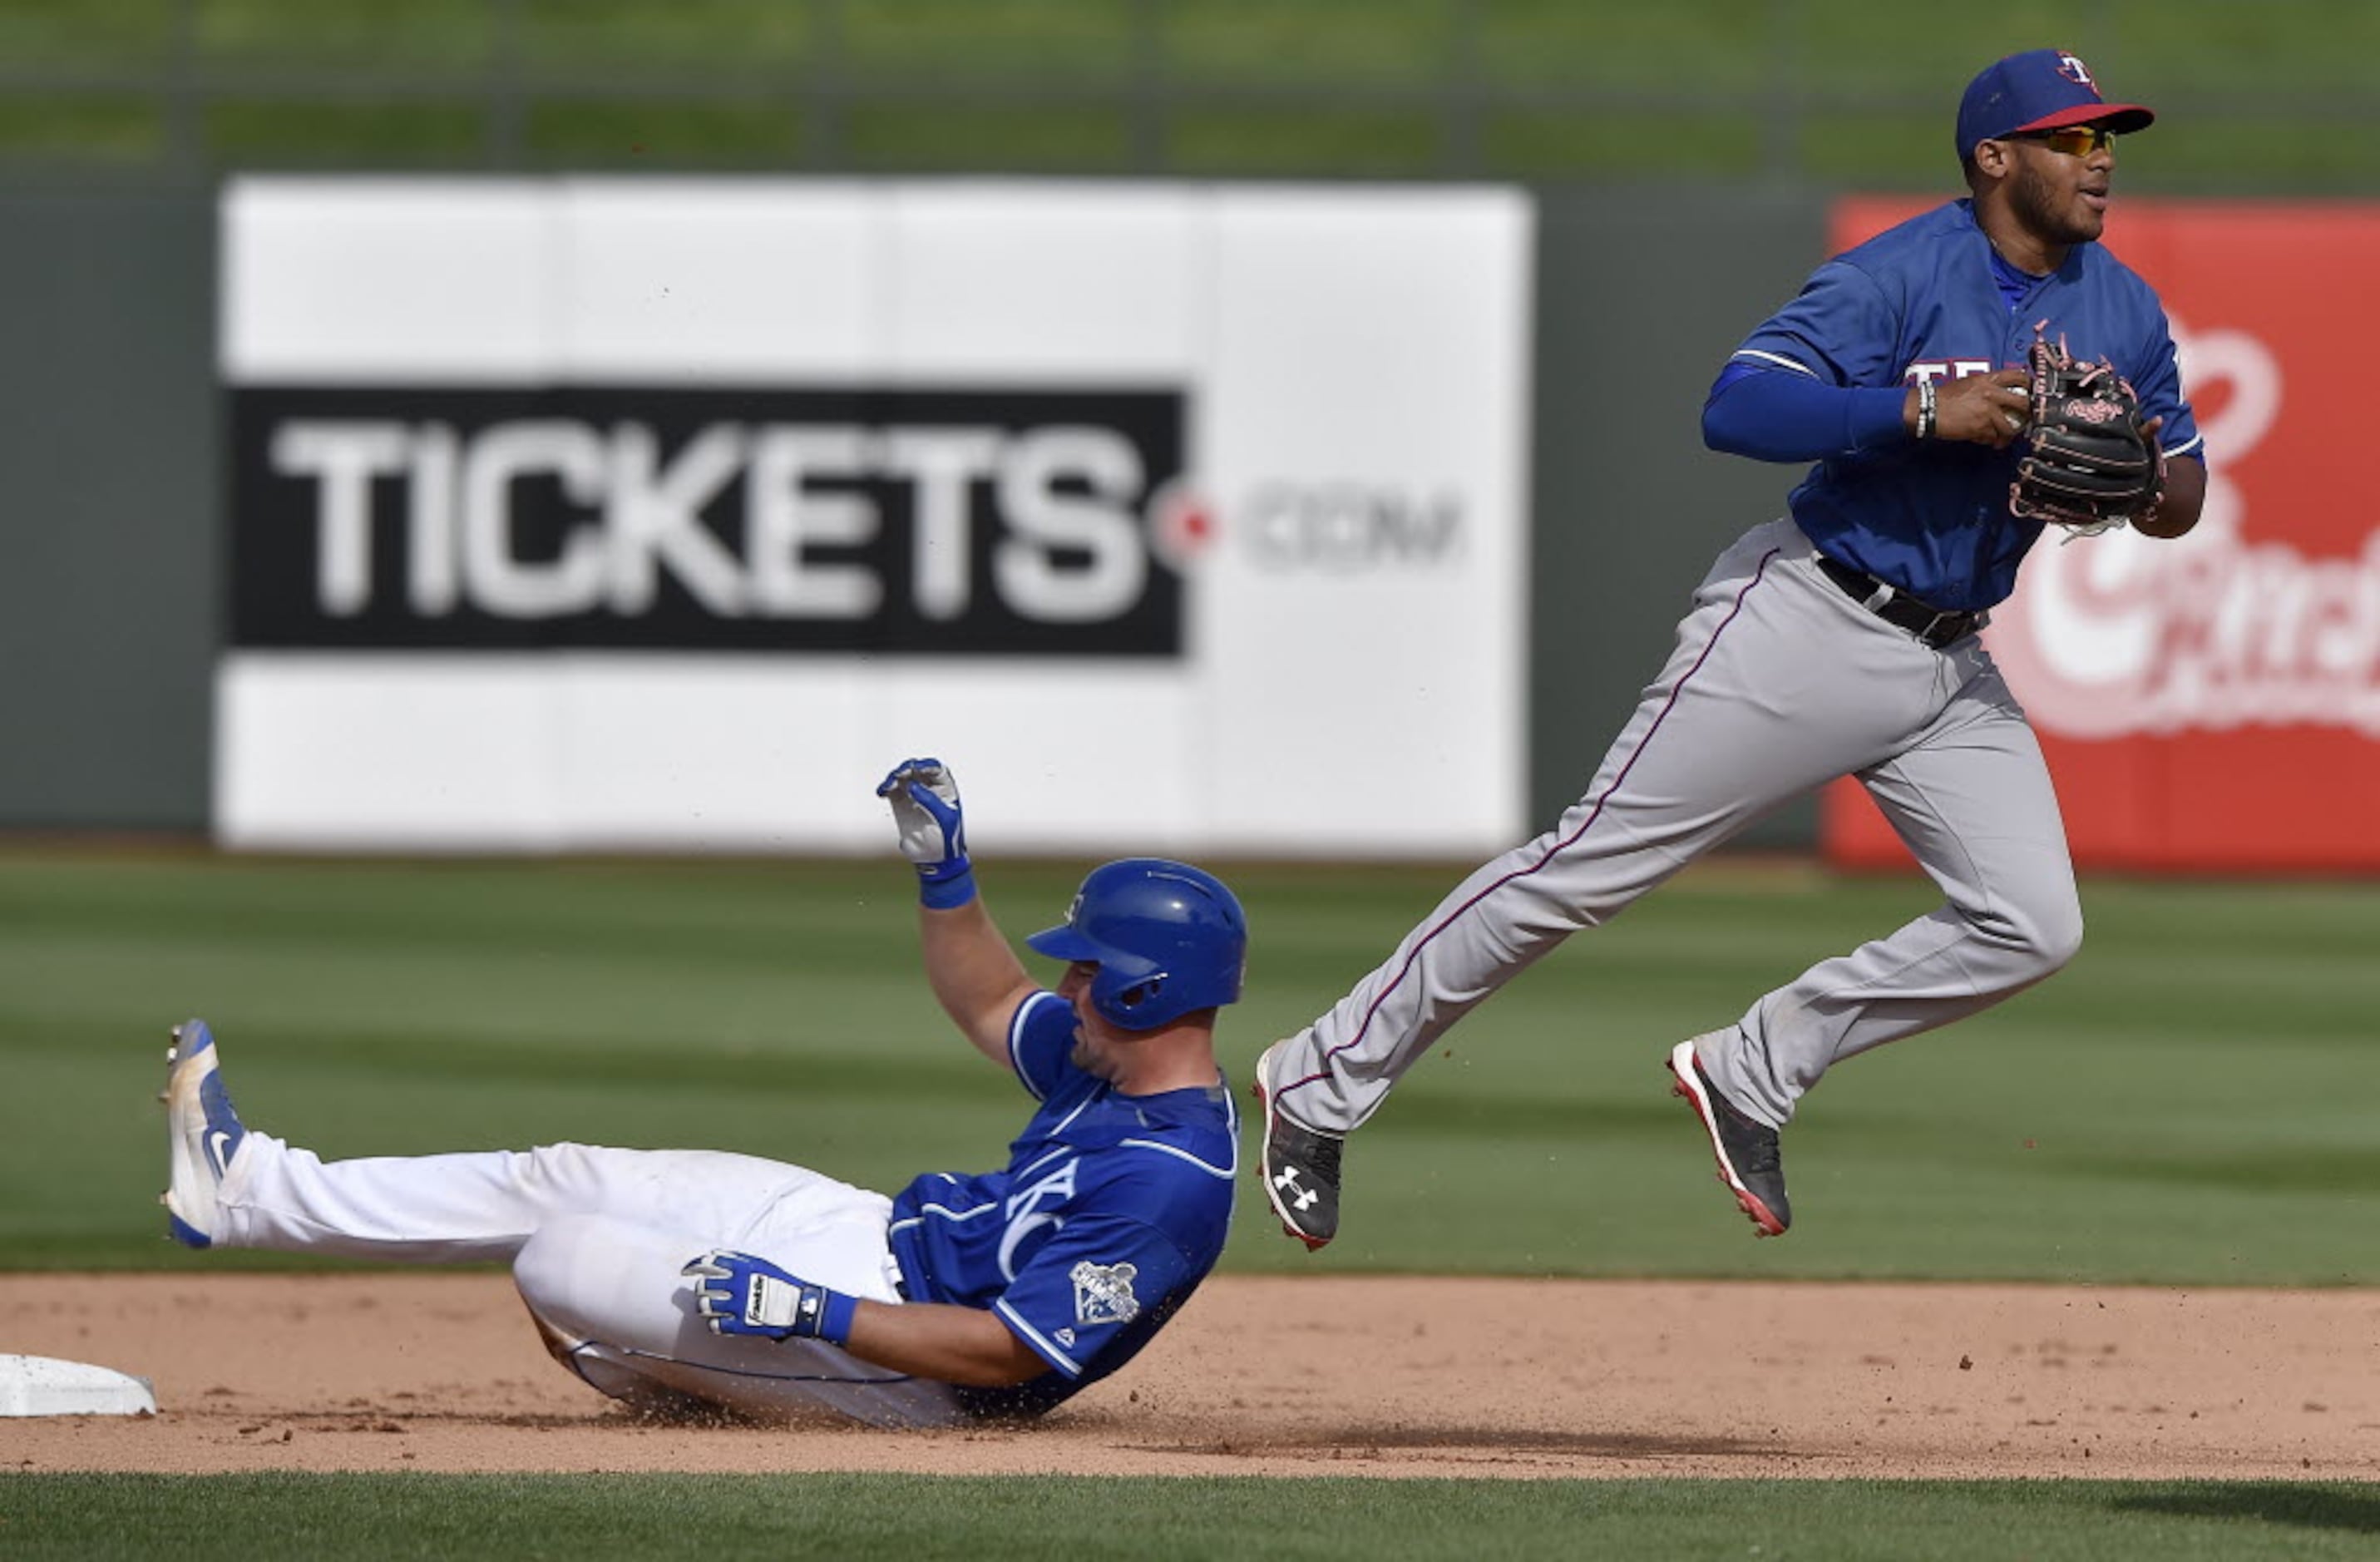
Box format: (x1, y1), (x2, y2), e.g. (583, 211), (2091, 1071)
(1702, 362), (1911, 463)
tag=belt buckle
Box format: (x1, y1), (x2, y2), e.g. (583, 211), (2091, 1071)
(1917, 609), (1974, 648)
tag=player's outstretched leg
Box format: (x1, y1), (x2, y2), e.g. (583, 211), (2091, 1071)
(1667, 1033), (1789, 1237)
(160, 1019), (249, 1249)
(1254, 1040), (1343, 1250)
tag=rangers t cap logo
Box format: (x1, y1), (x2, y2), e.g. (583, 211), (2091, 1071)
(1955, 47), (2155, 162)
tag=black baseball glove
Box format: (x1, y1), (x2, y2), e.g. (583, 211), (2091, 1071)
(2008, 326), (2164, 536)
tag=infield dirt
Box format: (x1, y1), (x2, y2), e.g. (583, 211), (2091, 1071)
(7, 1273), (2376, 1480)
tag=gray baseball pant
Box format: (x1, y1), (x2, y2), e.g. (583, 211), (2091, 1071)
(1267, 516), (2081, 1133)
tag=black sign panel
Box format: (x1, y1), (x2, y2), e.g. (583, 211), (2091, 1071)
(228, 386), (1187, 656)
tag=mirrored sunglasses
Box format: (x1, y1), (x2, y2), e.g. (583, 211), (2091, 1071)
(2016, 125), (2117, 156)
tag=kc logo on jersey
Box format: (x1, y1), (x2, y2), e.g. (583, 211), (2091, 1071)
(1069, 1260), (1141, 1327)
(997, 1158), (1079, 1282)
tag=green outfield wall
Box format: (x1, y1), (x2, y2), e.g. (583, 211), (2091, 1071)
(1, 189), (218, 830)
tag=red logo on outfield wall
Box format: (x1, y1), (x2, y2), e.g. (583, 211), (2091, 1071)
(1824, 199), (2380, 872)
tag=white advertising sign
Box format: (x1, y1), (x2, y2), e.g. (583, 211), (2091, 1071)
(217, 178), (1533, 856)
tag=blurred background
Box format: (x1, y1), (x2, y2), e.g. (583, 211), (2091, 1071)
(3, 0), (2371, 188)
(7, 0), (2373, 850)
(3, 2), (2375, 1281)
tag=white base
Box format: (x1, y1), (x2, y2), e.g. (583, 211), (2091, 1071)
(0, 1353), (158, 1416)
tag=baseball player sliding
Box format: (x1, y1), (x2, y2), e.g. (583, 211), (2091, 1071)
(160, 759), (1245, 1426)
(1257, 48), (2207, 1248)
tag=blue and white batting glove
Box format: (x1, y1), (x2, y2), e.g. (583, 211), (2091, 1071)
(682, 1250), (857, 1347)
(876, 757), (975, 909)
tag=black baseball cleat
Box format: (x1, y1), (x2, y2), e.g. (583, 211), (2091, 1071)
(1667, 1035), (1790, 1238)
(1254, 1040), (1343, 1251)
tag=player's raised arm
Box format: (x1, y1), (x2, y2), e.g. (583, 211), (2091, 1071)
(876, 757), (1036, 1068)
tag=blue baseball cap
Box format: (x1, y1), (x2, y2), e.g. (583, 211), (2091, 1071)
(1956, 49), (2154, 161)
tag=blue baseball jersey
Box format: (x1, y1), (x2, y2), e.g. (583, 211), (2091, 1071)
(887, 990), (1237, 1419)
(1729, 198), (2203, 610)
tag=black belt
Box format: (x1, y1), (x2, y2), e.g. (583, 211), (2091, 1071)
(1815, 554), (1987, 650)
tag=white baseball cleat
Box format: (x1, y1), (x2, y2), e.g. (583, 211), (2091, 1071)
(160, 1019), (247, 1249)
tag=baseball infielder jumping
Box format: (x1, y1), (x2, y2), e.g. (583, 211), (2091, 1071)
(1257, 48), (2207, 1247)
(161, 759), (1244, 1426)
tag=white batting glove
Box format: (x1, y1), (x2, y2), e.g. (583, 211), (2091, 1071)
(875, 757), (975, 907)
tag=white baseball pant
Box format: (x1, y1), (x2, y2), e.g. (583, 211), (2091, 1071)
(210, 1132), (968, 1427)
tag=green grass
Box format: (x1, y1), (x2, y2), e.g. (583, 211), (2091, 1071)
(0, 0), (2373, 187)
(7, 1473), (2380, 1560)
(4, 848), (2378, 1283)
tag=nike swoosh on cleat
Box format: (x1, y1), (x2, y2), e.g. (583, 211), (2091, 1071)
(206, 1129), (235, 1177)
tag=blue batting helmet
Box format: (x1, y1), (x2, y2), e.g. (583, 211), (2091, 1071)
(1026, 858), (1247, 1031)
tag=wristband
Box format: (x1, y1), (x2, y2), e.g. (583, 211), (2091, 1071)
(787, 1283), (860, 1346)
(917, 861), (977, 910)
(1915, 378), (1938, 441)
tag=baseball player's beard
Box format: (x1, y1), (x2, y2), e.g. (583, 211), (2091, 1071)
(1069, 1028), (1120, 1082)
(2010, 157), (2105, 248)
